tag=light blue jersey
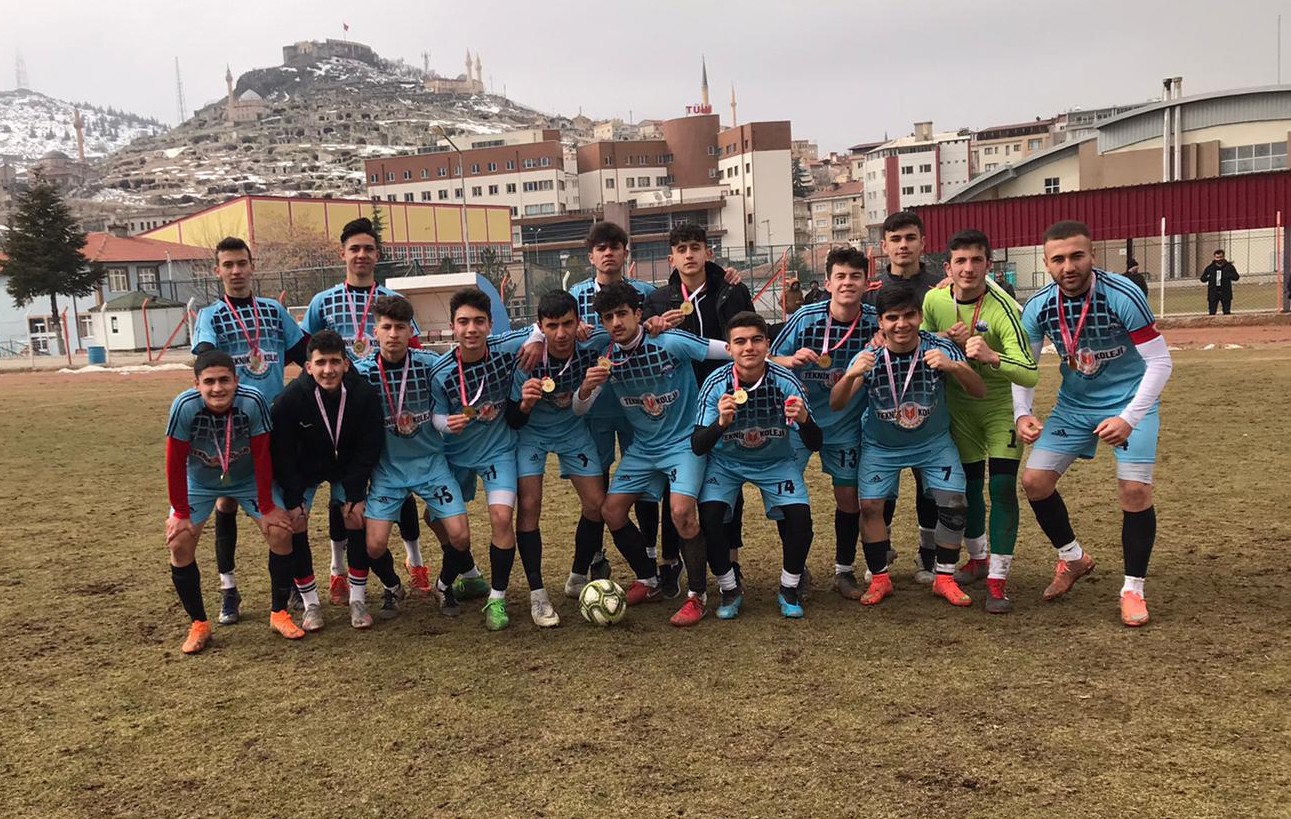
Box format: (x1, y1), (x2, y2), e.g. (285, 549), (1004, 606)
(166, 385), (272, 493)
(697, 362), (812, 466)
(302, 282), (422, 361)
(193, 297), (303, 404)
(510, 342), (603, 440)
(570, 276), (656, 419)
(429, 328), (531, 463)
(602, 329), (719, 450)
(1022, 271), (1156, 412)
(353, 350), (444, 487)
(771, 299), (878, 445)
(855, 332), (965, 449)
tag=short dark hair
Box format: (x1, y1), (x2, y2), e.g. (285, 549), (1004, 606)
(449, 286), (492, 320)
(194, 349), (236, 377)
(668, 222), (707, 248)
(725, 310), (768, 339)
(537, 290), (578, 321)
(874, 283), (921, 317)
(882, 211), (924, 236)
(808, 279), (819, 287)
(947, 229), (992, 259)
(1043, 220), (1091, 244)
(586, 221), (629, 250)
(372, 294), (414, 324)
(592, 281), (642, 317)
(826, 246), (868, 276)
(214, 236), (252, 262)
(1213, 249), (1226, 256)
(306, 329), (346, 358)
(340, 217), (378, 245)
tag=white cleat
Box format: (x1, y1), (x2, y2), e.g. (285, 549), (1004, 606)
(530, 589), (561, 628)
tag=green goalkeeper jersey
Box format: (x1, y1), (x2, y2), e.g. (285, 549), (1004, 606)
(921, 282), (1039, 411)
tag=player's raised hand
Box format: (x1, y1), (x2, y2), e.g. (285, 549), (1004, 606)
(964, 335), (1000, 366)
(789, 347), (819, 368)
(946, 322), (970, 348)
(446, 414), (472, 433)
(868, 329), (886, 347)
(165, 515), (197, 547)
(342, 500), (366, 530)
(644, 315), (670, 336)
(784, 395), (807, 425)
(723, 267), (743, 286)
(519, 377), (544, 411)
(923, 348), (952, 371)
(288, 505), (309, 533)
(518, 340), (544, 372)
(575, 321), (592, 342)
(1094, 417), (1132, 447)
(848, 349), (877, 377)
(1016, 414), (1044, 444)
(717, 393), (738, 427)
(660, 309), (686, 330)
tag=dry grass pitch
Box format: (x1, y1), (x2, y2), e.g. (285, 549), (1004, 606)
(1, 347), (1288, 818)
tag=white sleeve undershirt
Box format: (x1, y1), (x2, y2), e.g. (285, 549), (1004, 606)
(1118, 335), (1172, 427)
(432, 413), (451, 433)
(704, 339), (732, 361)
(1011, 338), (1043, 421)
(572, 385), (601, 416)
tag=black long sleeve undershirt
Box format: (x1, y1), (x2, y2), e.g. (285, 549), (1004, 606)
(797, 416), (823, 452)
(691, 420), (723, 456)
(504, 398), (531, 430)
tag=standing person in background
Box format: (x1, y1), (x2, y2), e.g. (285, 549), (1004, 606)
(993, 271), (1017, 300)
(1201, 249), (1239, 315)
(1123, 259), (1149, 298)
(783, 278), (804, 316)
(804, 280), (825, 305)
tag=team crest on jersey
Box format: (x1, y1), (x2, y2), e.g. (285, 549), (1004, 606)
(622, 390), (679, 418)
(193, 443), (250, 468)
(475, 402), (500, 422)
(974, 320), (989, 334)
(551, 391), (573, 409)
(876, 401), (931, 429)
(1070, 345), (1125, 376)
(721, 426), (785, 448)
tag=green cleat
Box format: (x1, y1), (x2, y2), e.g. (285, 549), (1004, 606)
(482, 597), (509, 631)
(454, 575), (490, 600)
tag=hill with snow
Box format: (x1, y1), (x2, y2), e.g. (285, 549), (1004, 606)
(0, 90), (167, 163)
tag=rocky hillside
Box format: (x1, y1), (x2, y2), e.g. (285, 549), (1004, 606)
(0, 90), (167, 162)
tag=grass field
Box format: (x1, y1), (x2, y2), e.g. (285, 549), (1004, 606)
(2, 349), (1289, 819)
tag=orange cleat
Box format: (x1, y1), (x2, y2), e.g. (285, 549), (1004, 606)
(269, 610), (305, 640)
(1120, 591), (1150, 627)
(625, 580), (663, 606)
(406, 563), (432, 596)
(932, 574), (972, 606)
(860, 573), (894, 606)
(669, 595), (706, 627)
(328, 574), (349, 606)
(181, 620), (211, 654)
(1042, 554), (1095, 601)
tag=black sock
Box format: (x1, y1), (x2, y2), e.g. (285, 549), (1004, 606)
(726, 493), (746, 551)
(681, 534), (708, 594)
(369, 549), (400, 589)
(634, 499), (659, 555)
(861, 539), (891, 576)
(489, 543), (515, 593)
(882, 498), (896, 528)
(919, 548), (937, 571)
(609, 522), (657, 580)
(327, 503), (346, 542)
(268, 551), (294, 612)
(171, 561), (207, 622)
(1029, 491), (1077, 548)
(660, 491), (680, 561)
(834, 510), (860, 567)
(438, 548), (465, 588)
(346, 529), (368, 571)
(934, 546), (959, 573)
(699, 502), (732, 578)
(780, 505), (813, 575)
(572, 516), (603, 574)
(1122, 507), (1156, 578)
(516, 529), (544, 591)
(459, 548), (477, 574)
(291, 531), (314, 581)
(398, 495), (420, 541)
(214, 509), (237, 577)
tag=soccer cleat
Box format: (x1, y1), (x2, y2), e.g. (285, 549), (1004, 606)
(287, 586), (304, 612)
(482, 597), (509, 631)
(378, 584), (406, 620)
(454, 575), (490, 600)
(912, 559), (936, 585)
(932, 574), (972, 607)
(625, 580), (663, 606)
(438, 585), (461, 617)
(954, 558), (989, 585)
(588, 551), (612, 580)
(301, 603), (325, 632)
(1120, 591), (1150, 627)
(984, 578), (1014, 614)
(716, 587), (744, 620)
(349, 599), (373, 629)
(269, 610), (305, 640)
(1042, 553), (1095, 601)
(659, 561), (684, 599)
(328, 574), (348, 607)
(833, 571), (863, 600)
(670, 595), (706, 627)
(217, 587), (241, 625)
(181, 620), (211, 654)
(777, 586), (805, 619)
(563, 573), (589, 600)
(406, 563), (432, 597)
(860, 573), (894, 606)
(530, 589), (560, 628)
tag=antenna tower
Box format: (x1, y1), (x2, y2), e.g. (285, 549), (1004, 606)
(174, 57), (187, 124)
(15, 51), (29, 90)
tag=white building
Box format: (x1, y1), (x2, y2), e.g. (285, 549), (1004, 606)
(859, 122), (972, 238)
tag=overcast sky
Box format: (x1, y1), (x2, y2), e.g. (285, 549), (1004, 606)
(6, 0), (1289, 151)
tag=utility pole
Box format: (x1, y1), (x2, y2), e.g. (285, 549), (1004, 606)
(174, 57), (187, 125)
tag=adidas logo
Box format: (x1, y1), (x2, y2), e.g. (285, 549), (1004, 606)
(1053, 429), (1069, 438)
(706, 477), (719, 485)
(867, 474), (882, 483)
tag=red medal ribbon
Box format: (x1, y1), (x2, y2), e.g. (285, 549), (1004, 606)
(314, 384), (347, 459)
(1056, 272), (1096, 362)
(223, 295), (263, 356)
(376, 354), (411, 422)
(345, 282), (378, 348)
(821, 306), (861, 357)
(456, 349), (487, 411)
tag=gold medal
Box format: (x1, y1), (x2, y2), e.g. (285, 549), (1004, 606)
(462, 406), (477, 419)
(679, 301), (695, 316)
(220, 472), (230, 485)
(352, 338), (367, 357)
(732, 388), (748, 405)
(395, 411), (418, 435)
(246, 351), (267, 375)
(1066, 355), (1077, 370)
(817, 353), (832, 369)
(598, 356), (614, 370)
(541, 377), (556, 393)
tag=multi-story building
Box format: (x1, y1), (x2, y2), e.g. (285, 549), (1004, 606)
(859, 122), (972, 238)
(803, 181), (865, 246)
(364, 128), (579, 219)
(971, 118), (1056, 176)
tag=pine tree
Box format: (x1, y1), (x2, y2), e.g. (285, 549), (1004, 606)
(791, 157), (812, 198)
(2, 173), (102, 356)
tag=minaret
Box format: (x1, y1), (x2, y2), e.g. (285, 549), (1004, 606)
(225, 65), (234, 122)
(474, 53), (482, 91)
(729, 83), (737, 128)
(701, 56), (710, 109)
(465, 49), (473, 81)
(73, 109), (85, 162)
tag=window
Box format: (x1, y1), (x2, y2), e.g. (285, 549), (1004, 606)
(506, 183), (517, 194)
(604, 157), (613, 167)
(404, 192), (414, 202)
(919, 184), (933, 194)
(1220, 142), (1288, 175)
(660, 153), (674, 164)
(386, 194), (397, 202)
(745, 162), (751, 173)
(107, 268), (129, 292)
(919, 163), (932, 173)
(468, 186), (480, 196)
(656, 176), (668, 186)
(983, 146), (997, 156)
(638, 177), (650, 187)
(402, 170), (412, 180)
(110, 316), (119, 333)
(438, 189), (449, 200)
(1028, 138), (1043, 150)
(488, 184), (499, 195)
(487, 162), (497, 172)
(523, 180), (554, 192)
(510, 207), (519, 216)
(471, 163), (480, 173)
(137, 266), (158, 292)
(606, 178), (615, 189)
(901, 186), (914, 195)
(1013, 143), (1022, 152)
(625, 177), (635, 188)
(421, 191), (432, 201)
(437, 167), (448, 177)
(639, 155), (648, 164)
(625, 156), (634, 166)
(385, 172), (395, 182)
(454, 188), (462, 198)
(506, 160), (516, 170)
(747, 214), (754, 224)
(1043, 177), (1060, 194)
(901, 165), (913, 174)
(523, 158), (536, 169)
(78, 314), (94, 339)
(707, 146), (718, 156)
(369, 173), (378, 182)
(420, 169), (429, 179)
(708, 168), (717, 178)
(540, 157), (550, 167)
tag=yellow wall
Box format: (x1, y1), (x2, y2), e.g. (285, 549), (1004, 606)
(147, 200), (249, 250)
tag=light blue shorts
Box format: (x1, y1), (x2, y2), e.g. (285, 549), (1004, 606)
(859, 435), (966, 501)
(1028, 403), (1158, 482)
(450, 449), (519, 508)
(793, 437), (861, 488)
(180, 484), (262, 526)
(367, 454), (467, 522)
(516, 426), (603, 479)
(608, 443), (706, 501)
(699, 457), (810, 520)
(587, 413), (635, 472)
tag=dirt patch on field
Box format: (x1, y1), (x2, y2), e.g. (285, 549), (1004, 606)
(1158, 313), (1291, 347)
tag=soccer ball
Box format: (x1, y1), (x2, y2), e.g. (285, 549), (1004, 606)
(579, 579), (627, 626)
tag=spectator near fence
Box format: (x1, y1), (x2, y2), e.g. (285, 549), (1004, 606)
(1201, 249), (1240, 315)
(803, 280), (824, 305)
(783, 278), (804, 316)
(1123, 259), (1149, 298)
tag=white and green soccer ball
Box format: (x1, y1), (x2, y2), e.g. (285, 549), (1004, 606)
(579, 579), (627, 626)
